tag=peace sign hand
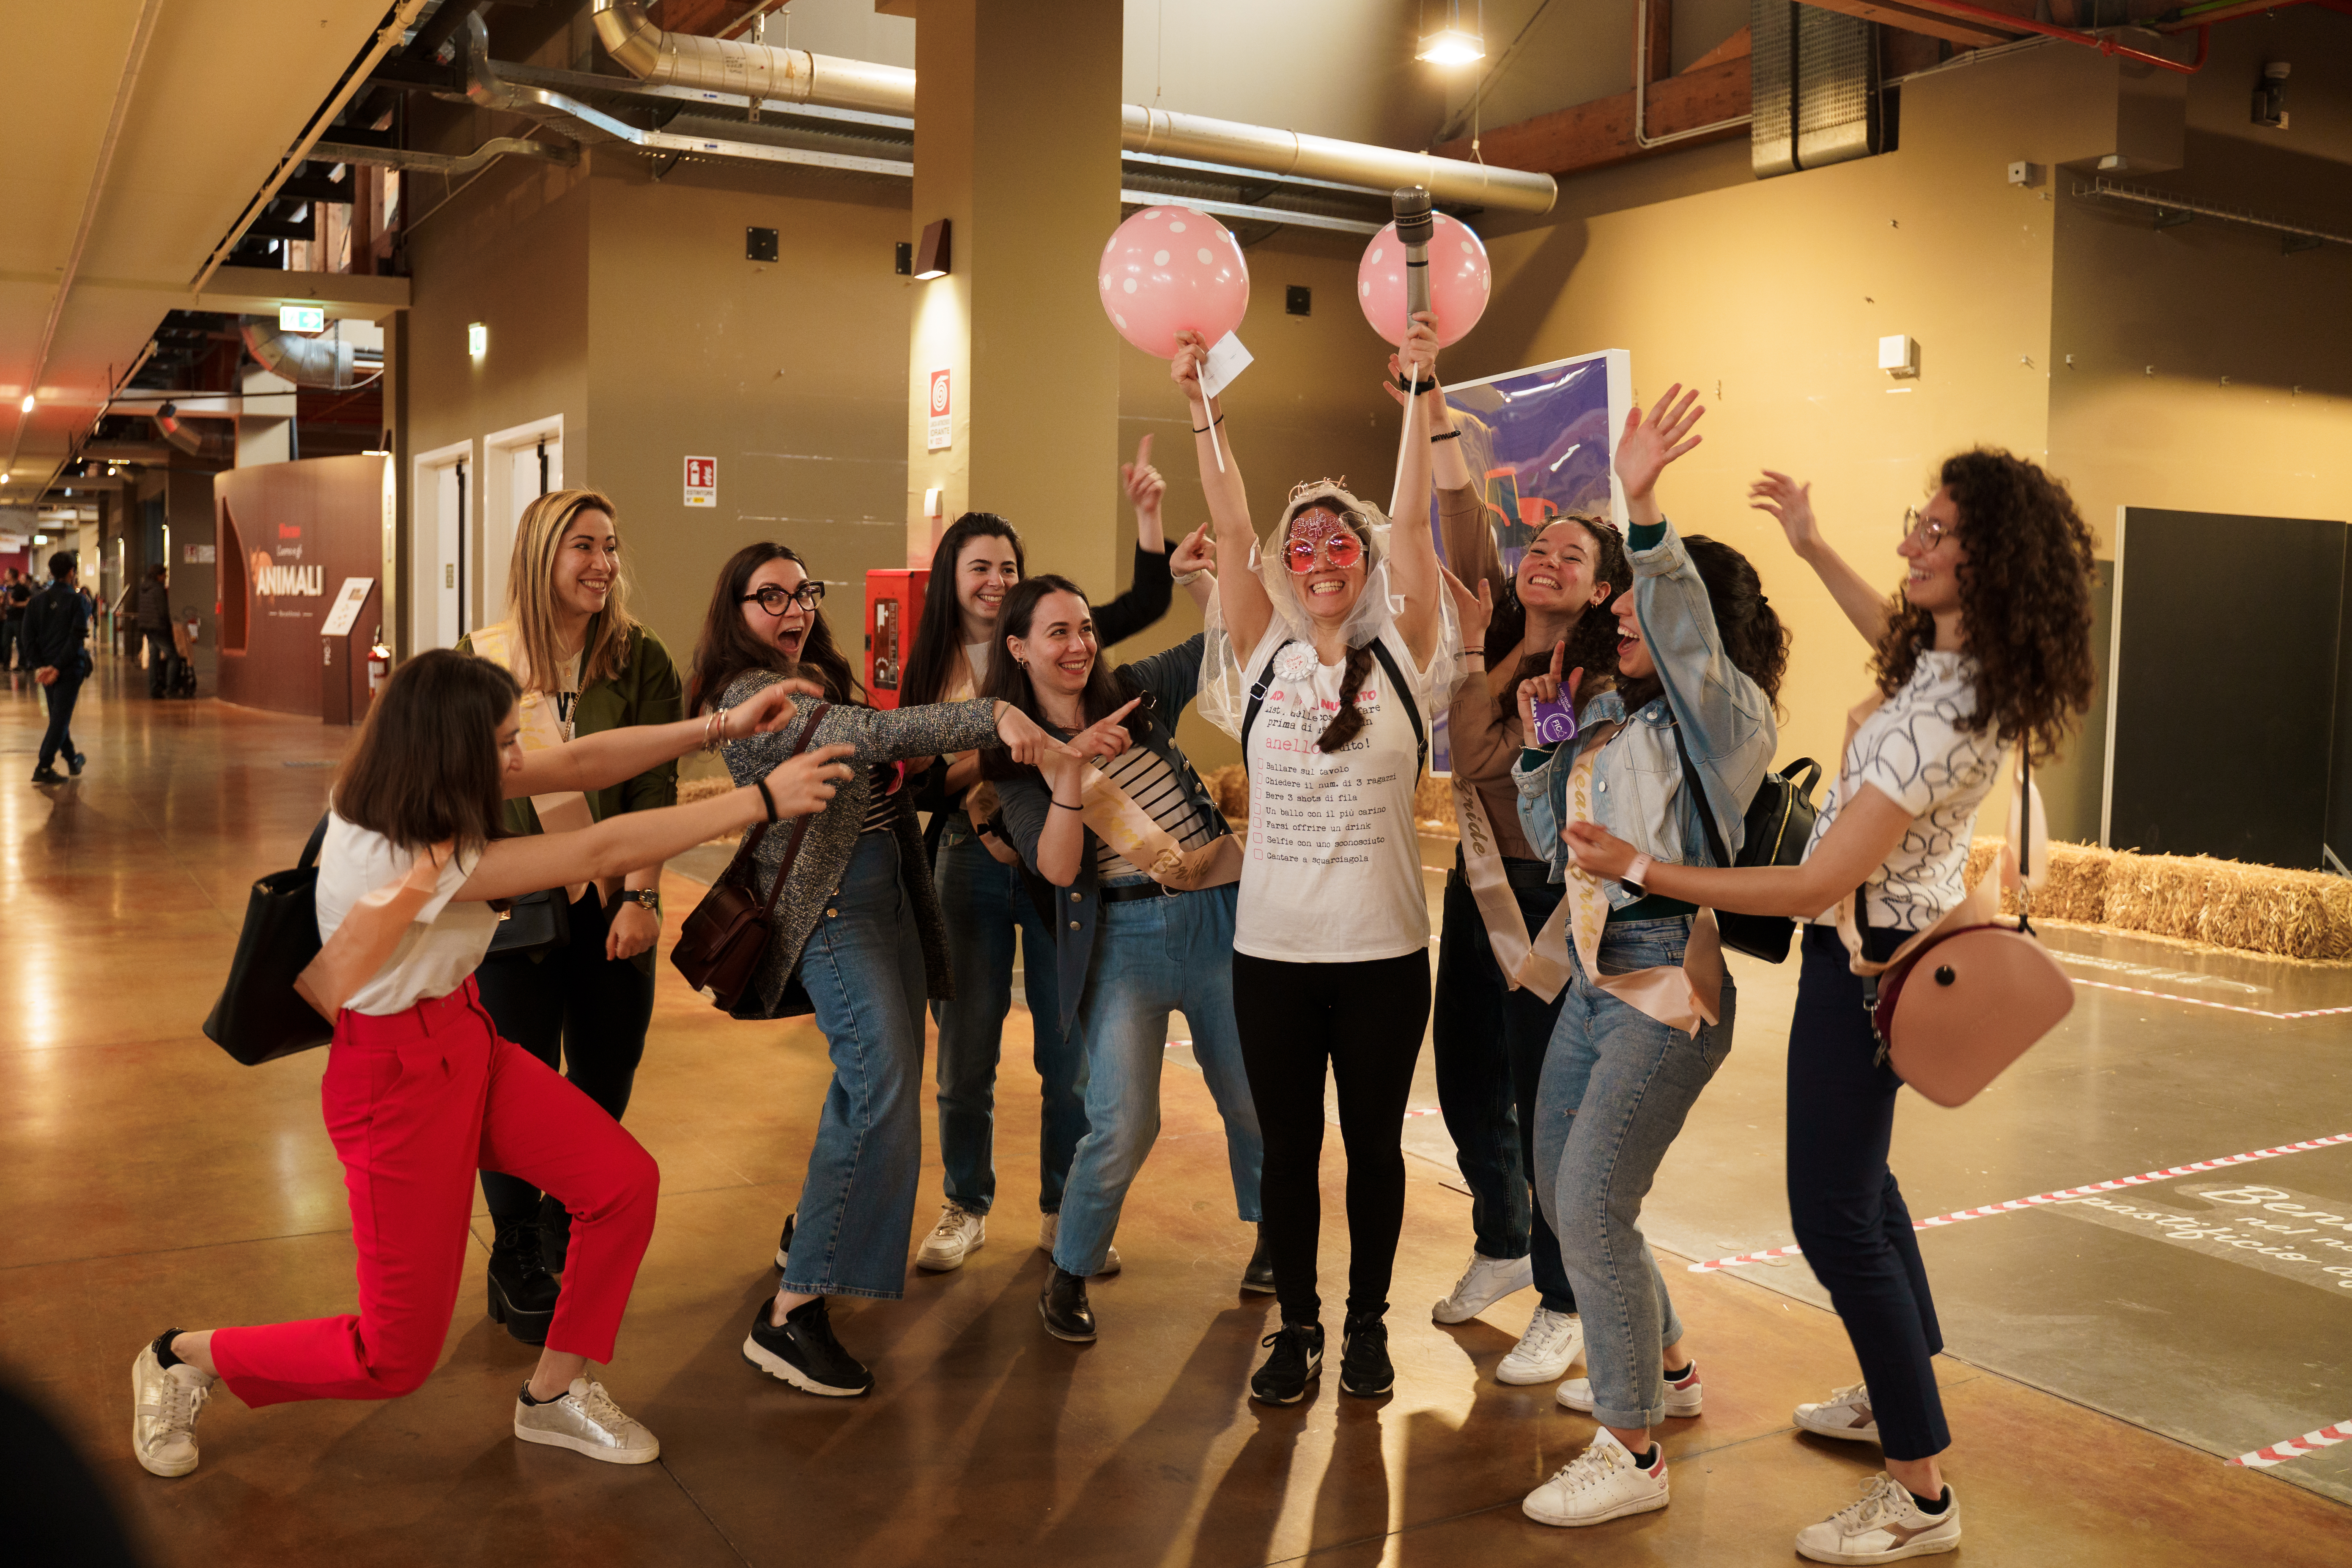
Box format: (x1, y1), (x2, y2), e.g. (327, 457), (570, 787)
(1615, 382), (1706, 504)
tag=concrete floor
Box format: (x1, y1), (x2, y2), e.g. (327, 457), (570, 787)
(7, 658), (2351, 1566)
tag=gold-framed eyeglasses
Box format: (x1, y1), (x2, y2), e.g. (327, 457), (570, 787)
(741, 581), (826, 615)
(1900, 507), (1948, 547)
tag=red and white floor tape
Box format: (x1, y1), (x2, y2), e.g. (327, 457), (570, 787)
(2229, 1421), (2352, 1469)
(1686, 1131), (2352, 1274)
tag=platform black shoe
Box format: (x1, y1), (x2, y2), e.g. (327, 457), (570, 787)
(487, 1221), (559, 1346)
(536, 1192), (574, 1274)
(1241, 1223), (1276, 1294)
(743, 1297), (873, 1397)
(1250, 1322), (1324, 1405)
(1339, 1310), (1394, 1397)
(1039, 1266), (1097, 1342)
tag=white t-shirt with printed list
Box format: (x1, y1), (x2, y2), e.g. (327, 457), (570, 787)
(1804, 648), (2009, 932)
(1233, 625), (1430, 963)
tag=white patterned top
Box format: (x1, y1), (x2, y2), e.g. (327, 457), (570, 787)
(1804, 649), (2008, 932)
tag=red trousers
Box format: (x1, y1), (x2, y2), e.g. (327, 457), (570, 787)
(211, 979), (659, 1408)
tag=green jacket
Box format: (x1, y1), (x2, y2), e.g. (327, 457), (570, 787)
(458, 623), (683, 880)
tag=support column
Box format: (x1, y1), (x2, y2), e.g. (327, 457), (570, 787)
(906, 0), (1123, 593)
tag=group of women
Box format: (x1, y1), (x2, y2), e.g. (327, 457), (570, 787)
(132, 313), (2097, 1567)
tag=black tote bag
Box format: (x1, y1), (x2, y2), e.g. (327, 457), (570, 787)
(202, 815), (337, 1065)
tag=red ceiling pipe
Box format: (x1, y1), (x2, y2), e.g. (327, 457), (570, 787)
(1930, 5), (2212, 73)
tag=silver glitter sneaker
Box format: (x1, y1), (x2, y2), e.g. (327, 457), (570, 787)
(512, 1377), (661, 1465)
(132, 1340), (213, 1478)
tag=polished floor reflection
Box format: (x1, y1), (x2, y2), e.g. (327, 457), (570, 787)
(5, 660), (2349, 1566)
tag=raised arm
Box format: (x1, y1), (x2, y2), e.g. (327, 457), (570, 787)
(1751, 471), (1889, 647)
(1384, 312), (1445, 667)
(1174, 330), (1273, 657)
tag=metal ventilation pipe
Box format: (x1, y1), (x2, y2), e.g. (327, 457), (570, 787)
(590, 0), (918, 115)
(588, 0), (1556, 214)
(239, 317), (383, 390)
(153, 404), (235, 461)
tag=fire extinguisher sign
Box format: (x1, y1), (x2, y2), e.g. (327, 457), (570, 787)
(684, 456), (718, 507)
(927, 369), (951, 452)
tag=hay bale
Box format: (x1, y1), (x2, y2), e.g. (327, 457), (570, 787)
(677, 776), (730, 806)
(1204, 763), (1249, 821)
(2105, 852), (2352, 961)
(1971, 839), (2112, 921)
(1415, 774), (1459, 834)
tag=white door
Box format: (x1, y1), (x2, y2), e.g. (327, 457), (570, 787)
(484, 434), (559, 622)
(435, 458), (466, 647)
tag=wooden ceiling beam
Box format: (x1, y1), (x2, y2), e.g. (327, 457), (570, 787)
(1795, 0), (2021, 46)
(1432, 55), (1751, 179)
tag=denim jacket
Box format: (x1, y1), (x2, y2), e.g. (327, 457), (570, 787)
(997, 634), (1235, 1034)
(1513, 518), (1776, 910)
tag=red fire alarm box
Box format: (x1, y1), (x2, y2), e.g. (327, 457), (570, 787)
(864, 568), (929, 709)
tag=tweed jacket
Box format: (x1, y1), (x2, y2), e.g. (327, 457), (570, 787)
(719, 671), (999, 1017)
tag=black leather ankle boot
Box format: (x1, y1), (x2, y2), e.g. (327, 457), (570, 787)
(487, 1221), (559, 1346)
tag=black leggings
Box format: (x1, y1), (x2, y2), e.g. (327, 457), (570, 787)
(1233, 949), (1431, 1324)
(474, 886), (657, 1230)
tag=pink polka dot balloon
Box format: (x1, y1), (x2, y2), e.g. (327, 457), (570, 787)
(1357, 212), (1491, 347)
(1098, 206), (1250, 358)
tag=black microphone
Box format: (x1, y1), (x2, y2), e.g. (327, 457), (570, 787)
(1392, 186), (1435, 327)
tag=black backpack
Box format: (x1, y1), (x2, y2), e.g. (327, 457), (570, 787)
(1667, 721), (1823, 964)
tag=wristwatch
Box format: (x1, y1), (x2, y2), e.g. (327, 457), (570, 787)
(626, 889), (660, 912)
(1621, 852), (1655, 897)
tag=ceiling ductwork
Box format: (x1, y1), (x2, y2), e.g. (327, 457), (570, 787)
(584, 0), (1555, 214)
(153, 403), (235, 461)
(239, 316), (383, 390)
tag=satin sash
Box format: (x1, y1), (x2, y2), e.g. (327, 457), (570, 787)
(294, 839), (457, 1021)
(1453, 774), (1572, 1003)
(1078, 762), (1244, 891)
(469, 622), (598, 902)
(1560, 725), (1722, 1036)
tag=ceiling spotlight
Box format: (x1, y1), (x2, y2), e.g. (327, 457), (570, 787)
(1415, 27), (1485, 65)
(18, 394), (33, 414)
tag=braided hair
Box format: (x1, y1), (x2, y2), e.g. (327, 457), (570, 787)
(1315, 642), (1379, 753)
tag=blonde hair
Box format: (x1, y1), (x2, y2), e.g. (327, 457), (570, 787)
(504, 488), (636, 692)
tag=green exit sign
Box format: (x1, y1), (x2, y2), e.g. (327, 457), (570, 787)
(278, 305), (325, 332)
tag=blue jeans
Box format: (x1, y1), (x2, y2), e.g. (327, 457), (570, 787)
(785, 833), (928, 1300)
(1431, 855), (1576, 1312)
(1534, 916), (1737, 1430)
(931, 828), (1086, 1216)
(1052, 881), (1263, 1276)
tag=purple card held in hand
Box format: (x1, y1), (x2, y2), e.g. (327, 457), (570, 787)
(1530, 695), (1579, 747)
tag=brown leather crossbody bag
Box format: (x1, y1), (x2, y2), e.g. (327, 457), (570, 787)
(671, 702), (830, 1013)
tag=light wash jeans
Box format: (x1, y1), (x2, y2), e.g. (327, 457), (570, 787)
(1533, 915), (1737, 1430)
(931, 827), (1088, 1216)
(785, 832), (928, 1300)
(1051, 880), (1263, 1277)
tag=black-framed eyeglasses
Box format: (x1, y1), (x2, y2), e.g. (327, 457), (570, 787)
(740, 581), (826, 615)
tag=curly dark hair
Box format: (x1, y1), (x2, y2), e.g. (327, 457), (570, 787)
(1486, 515), (1630, 697)
(1872, 448), (2097, 761)
(1614, 533), (1790, 718)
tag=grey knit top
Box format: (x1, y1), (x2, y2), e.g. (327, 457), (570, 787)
(718, 671), (1001, 1017)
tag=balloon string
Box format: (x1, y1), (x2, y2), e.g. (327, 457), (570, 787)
(1208, 404), (1226, 473)
(1386, 364), (1420, 516)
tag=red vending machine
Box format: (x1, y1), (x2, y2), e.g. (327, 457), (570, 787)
(863, 568), (929, 709)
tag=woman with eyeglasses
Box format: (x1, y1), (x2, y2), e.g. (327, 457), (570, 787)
(684, 543), (1058, 1397)
(893, 445), (1181, 1278)
(979, 566), (1268, 1343)
(454, 490), (678, 1349)
(1171, 314), (1464, 1405)
(1562, 455), (2097, 1562)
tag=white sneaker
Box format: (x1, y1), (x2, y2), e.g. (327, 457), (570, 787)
(1520, 1426), (1669, 1527)
(1795, 1381), (1882, 1443)
(1558, 1362), (1703, 1417)
(1431, 1250), (1534, 1324)
(1494, 1307), (1583, 1384)
(1794, 1474), (1960, 1563)
(131, 1343), (212, 1478)
(916, 1203), (986, 1272)
(513, 1376), (661, 1465)
(1038, 1211), (1120, 1275)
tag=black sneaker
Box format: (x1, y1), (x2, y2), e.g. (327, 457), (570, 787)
(66, 751), (85, 776)
(742, 1297), (872, 1397)
(485, 1221), (559, 1345)
(774, 1213), (795, 1271)
(1250, 1322), (1324, 1405)
(30, 766), (65, 785)
(536, 1192), (573, 1274)
(1039, 1266), (1097, 1342)
(1241, 1223), (1276, 1294)
(1339, 1311), (1394, 1397)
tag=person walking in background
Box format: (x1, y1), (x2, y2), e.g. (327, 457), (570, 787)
(1423, 387), (1628, 1387)
(686, 542), (1058, 1398)
(1562, 450), (2098, 1562)
(894, 446), (1180, 1278)
(1, 567), (31, 674)
(458, 490), (682, 1348)
(136, 565), (178, 699)
(1174, 313), (1464, 1404)
(26, 551), (92, 784)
